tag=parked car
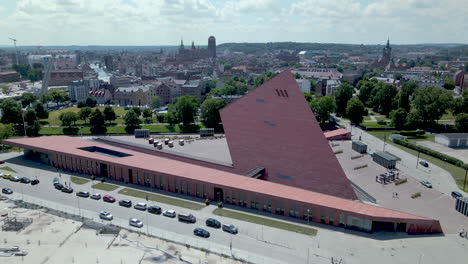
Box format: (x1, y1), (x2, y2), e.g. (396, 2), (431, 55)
(2, 174), (11, 179)
(419, 161), (429, 168)
(222, 224), (238, 234)
(90, 193), (101, 200)
(193, 228), (210, 238)
(54, 183), (64, 190)
(178, 212), (196, 223)
(420, 181), (432, 188)
(9, 176), (20, 182)
(31, 179), (40, 185)
(129, 218), (143, 228)
(2, 188), (13, 194)
(99, 211), (113, 221)
(451, 191), (463, 199)
(76, 191), (90, 198)
(205, 218), (221, 228)
(61, 186), (73, 193)
(119, 199), (132, 207)
(0, 160), (5, 164)
(134, 202), (147, 211)
(20, 177), (31, 184)
(147, 206), (162, 214)
(103, 195), (116, 203)
(163, 210), (176, 218)
(53, 177), (59, 184)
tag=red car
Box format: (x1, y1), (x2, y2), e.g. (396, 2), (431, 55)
(103, 195), (116, 203)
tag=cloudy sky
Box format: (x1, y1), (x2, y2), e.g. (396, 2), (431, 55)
(0, 0), (467, 46)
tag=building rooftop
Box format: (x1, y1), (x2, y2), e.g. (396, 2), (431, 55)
(4, 135), (435, 222)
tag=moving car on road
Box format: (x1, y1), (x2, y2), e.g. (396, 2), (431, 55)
(99, 211), (113, 221)
(2, 174), (11, 179)
(54, 183), (64, 190)
(419, 161), (429, 168)
(61, 186), (73, 193)
(222, 224), (238, 234)
(53, 177), (59, 184)
(9, 176), (20, 182)
(147, 206), (162, 214)
(0, 160), (5, 164)
(2, 188), (13, 194)
(119, 199), (132, 207)
(19, 177), (31, 184)
(193, 228), (210, 238)
(452, 191), (463, 199)
(129, 218), (143, 228)
(90, 193), (101, 200)
(163, 210), (176, 218)
(76, 191), (90, 198)
(134, 202), (147, 211)
(178, 212), (196, 223)
(206, 218), (221, 228)
(31, 179), (40, 185)
(103, 195), (116, 203)
(420, 181), (432, 188)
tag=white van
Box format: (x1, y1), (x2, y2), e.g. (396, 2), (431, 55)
(177, 212), (196, 223)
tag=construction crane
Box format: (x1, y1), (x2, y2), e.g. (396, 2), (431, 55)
(8, 37), (19, 65)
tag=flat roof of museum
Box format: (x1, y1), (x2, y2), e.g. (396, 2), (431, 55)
(5, 136), (433, 221)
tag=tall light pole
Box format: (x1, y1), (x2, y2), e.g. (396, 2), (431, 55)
(307, 209), (310, 225)
(463, 169), (467, 191)
(21, 108), (27, 137)
(8, 37), (18, 65)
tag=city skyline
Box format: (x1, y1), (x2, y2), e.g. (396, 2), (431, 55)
(0, 0), (467, 46)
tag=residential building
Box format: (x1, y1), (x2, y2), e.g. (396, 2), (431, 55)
(113, 85), (149, 106)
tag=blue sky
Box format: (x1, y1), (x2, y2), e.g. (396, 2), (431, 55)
(0, 0), (466, 46)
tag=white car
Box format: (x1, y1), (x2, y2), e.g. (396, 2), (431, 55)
(99, 211), (113, 221)
(91, 193), (101, 200)
(222, 224), (238, 234)
(134, 202), (147, 211)
(163, 209), (176, 218)
(129, 218), (143, 228)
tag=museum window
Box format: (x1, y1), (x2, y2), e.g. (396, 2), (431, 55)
(186, 182), (190, 196)
(329, 211), (335, 226)
(225, 190), (231, 203)
(180, 180), (185, 195)
(160, 175), (164, 190)
(320, 210), (326, 223)
(195, 183), (200, 197)
(174, 178), (178, 193)
(289, 205), (299, 218)
(203, 184), (207, 199)
(231, 191), (237, 205)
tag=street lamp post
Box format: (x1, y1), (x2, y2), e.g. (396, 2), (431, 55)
(463, 169), (467, 191)
(307, 209), (310, 225)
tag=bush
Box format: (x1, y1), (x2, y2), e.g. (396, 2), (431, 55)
(377, 120), (388, 125)
(205, 199), (210, 206)
(351, 155), (364, 160)
(334, 150), (343, 154)
(354, 164), (368, 170)
(395, 178), (408, 185)
(91, 176), (96, 180)
(101, 177), (105, 183)
(393, 138), (468, 169)
(395, 130), (425, 137)
(218, 202), (223, 208)
(411, 192), (421, 199)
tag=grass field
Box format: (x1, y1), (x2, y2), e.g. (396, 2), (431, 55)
(213, 208), (317, 236)
(363, 116), (371, 121)
(368, 131), (467, 192)
(118, 188), (205, 210)
(0, 166), (17, 173)
(361, 122), (394, 129)
(42, 106), (128, 126)
(92, 182), (120, 191)
(70, 176), (90, 185)
(375, 116), (390, 121)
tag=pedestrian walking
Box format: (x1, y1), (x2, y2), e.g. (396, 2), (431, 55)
(396, 192), (398, 198)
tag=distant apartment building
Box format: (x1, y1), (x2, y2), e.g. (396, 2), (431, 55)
(49, 69), (84, 86)
(110, 75), (134, 88)
(69, 80), (88, 102)
(296, 79), (311, 93)
(315, 79), (341, 96)
(148, 82), (172, 105)
(89, 88), (112, 104)
(181, 79), (203, 100)
(113, 85), (150, 106)
(104, 55), (114, 71)
(0, 71), (20, 83)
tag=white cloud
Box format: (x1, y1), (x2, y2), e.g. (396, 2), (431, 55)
(0, 0), (466, 45)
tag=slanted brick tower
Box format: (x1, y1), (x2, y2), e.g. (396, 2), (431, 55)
(220, 70), (357, 200)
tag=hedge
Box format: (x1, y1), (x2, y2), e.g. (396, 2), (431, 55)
(393, 138), (468, 169)
(394, 130), (425, 137)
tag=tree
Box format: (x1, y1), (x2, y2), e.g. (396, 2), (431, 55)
(131, 107), (141, 116)
(334, 83), (354, 116)
(13, 64), (31, 78)
(398, 81), (418, 112)
(79, 107), (92, 124)
(303, 92), (314, 103)
(151, 96), (161, 109)
(49, 90), (66, 105)
(0, 124), (14, 141)
(103, 106), (116, 123)
(412, 86), (453, 126)
(40, 93), (51, 105)
(455, 113), (468, 132)
(346, 98), (365, 125)
(1, 85), (12, 95)
(20, 92), (37, 107)
(124, 109), (142, 133)
(452, 90), (468, 115)
(0, 98), (21, 125)
(394, 73), (403, 80)
(357, 80), (376, 107)
(24, 108), (40, 136)
(59, 111), (78, 128)
(34, 103), (49, 119)
(443, 77), (455, 90)
(371, 82), (398, 116)
(89, 109), (105, 133)
(143, 108), (153, 118)
(77, 101), (86, 108)
(165, 112), (178, 125)
(85, 96), (97, 107)
(390, 108), (408, 130)
(174, 95), (199, 124)
(310, 96), (336, 125)
(294, 72), (301, 79)
(27, 68), (42, 83)
(200, 98), (227, 128)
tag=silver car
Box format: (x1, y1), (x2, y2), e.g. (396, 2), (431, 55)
(129, 218), (143, 228)
(134, 202), (147, 211)
(163, 210), (176, 218)
(222, 224), (238, 234)
(91, 193), (101, 200)
(99, 211), (113, 221)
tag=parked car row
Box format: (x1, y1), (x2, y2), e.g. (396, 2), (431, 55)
(2, 173), (39, 185)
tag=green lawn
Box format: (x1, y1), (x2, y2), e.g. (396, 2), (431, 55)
(70, 176), (90, 185)
(368, 131), (467, 192)
(361, 122), (394, 129)
(92, 182), (120, 191)
(118, 188), (205, 210)
(375, 116), (390, 121)
(39, 124), (202, 135)
(0, 166), (17, 173)
(43, 106), (128, 126)
(363, 116), (371, 121)
(213, 208), (317, 236)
